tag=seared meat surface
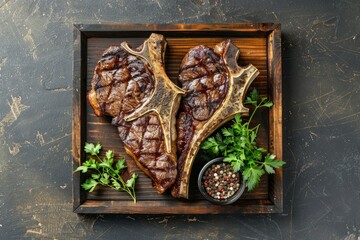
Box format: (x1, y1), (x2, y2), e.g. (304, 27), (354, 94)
(87, 46), (154, 117)
(113, 113), (177, 193)
(171, 43), (230, 198)
(172, 40), (259, 198)
(87, 36), (258, 198)
(87, 37), (178, 193)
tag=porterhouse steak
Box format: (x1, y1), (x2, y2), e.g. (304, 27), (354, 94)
(172, 40), (259, 198)
(87, 34), (183, 193)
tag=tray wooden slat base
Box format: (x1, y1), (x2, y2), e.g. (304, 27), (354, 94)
(72, 23), (282, 214)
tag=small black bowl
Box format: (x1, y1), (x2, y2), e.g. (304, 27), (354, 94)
(198, 157), (246, 205)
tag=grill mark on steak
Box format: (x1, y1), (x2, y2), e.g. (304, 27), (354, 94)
(87, 46), (155, 117)
(87, 37), (178, 193)
(171, 44), (230, 198)
(172, 40), (259, 198)
(113, 113), (177, 193)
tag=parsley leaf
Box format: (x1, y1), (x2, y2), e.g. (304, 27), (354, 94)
(201, 88), (285, 192)
(105, 150), (114, 160)
(224, 154), (244, 172)
(111, 178), (122, 191)
(116, 158), (127, 170)
(201, 136), (220, 156)
(245, 88), (259, 106)
(262, 101), (273, 108)
(235, 114), (241, 124)
(75, 142), (138, 202)
(84, 142), (102, 156)
(91, 173), (100, 179)
(83, 158), (98, 169)
(99, 158), (113, 169)
(243, 166), (265, 191)
(222, 127), (234, 137)
(81, 178), (98, 192)
(263, 154), (285, 174)
(126, 173), (138, 188)
(74, 165), (88, 173)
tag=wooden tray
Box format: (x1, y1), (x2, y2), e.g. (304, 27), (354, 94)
(72, 23), (283, 214)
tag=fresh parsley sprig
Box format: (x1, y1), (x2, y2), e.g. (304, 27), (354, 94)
(201, 88), (285, 191)
(75, 142), (138, 203)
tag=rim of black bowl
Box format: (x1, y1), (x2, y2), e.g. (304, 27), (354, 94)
(197, 157), (246, 205)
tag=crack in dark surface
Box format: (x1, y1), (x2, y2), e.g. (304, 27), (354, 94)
(0, 0), (11, 9)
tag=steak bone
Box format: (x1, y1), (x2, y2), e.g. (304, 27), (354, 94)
(175, 41), (259, 198)
(121, 33), (185, 154)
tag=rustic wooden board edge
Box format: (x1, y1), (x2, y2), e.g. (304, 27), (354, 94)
(74, 23), (279, 32)
(267, 24), (283, 212)
(72, 25), (81, 212)
(74, 199), (278, 214)
(72, 23), (283, 214)
(73, 25), (89, 212)
(74, 23), (279, 38)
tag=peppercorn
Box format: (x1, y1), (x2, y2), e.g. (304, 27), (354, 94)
(202, 162), (241, 201)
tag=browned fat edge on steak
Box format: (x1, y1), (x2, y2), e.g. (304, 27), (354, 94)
(172, 40), (259, 198)
(171, 42), (229, 198)
(87, 35), (178, 193)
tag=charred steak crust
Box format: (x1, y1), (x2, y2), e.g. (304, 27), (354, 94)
(87, 37), (178, 193)
(172, 41), (259, 199)
(171, 44), (230, 198)
(87, 36), (258, 198)
(113, 113), (177, 193)
(87, 45), (155, 118)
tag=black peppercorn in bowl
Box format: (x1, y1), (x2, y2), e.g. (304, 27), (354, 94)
(198, 157), (246, 205)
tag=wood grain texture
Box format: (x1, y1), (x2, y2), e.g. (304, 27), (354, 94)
(267, 24), (283, 212)
(72, 24), (283, 214)
(2, 0), (359, 238)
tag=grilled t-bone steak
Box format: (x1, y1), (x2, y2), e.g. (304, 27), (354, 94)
(87, 33), (184, 193)
(172, 40), (259, 198)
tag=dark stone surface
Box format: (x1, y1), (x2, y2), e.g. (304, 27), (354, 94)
(0, 0), (359, 239)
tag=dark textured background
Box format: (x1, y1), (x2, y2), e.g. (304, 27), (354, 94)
(0, 0), (359, 239)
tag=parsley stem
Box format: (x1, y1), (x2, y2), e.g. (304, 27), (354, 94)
(201, 88), (284, 192)
(80, 143), (137, 203)
(108, 179), (136, 202)
(95, 154), (103, 163)
(247, 106), (258, 129)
